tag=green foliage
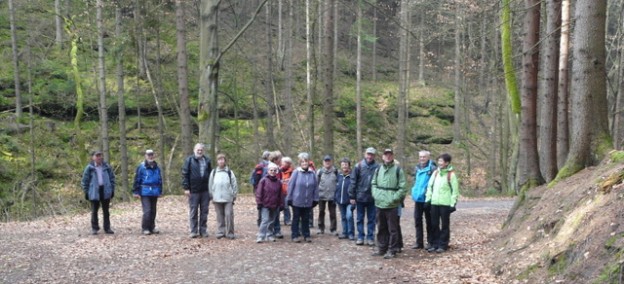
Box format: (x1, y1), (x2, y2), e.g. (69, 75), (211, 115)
(516, 264), (539, 280)
(610, 151), (624, 163)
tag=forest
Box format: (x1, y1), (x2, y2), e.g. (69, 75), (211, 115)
(0, 0), (621, 226)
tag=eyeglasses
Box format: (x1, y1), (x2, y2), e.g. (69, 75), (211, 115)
(147, 153), (154, 156)
(268, 169), (278, 172)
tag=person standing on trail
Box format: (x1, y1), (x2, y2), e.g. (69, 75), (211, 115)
(268, 151), (285, 239)
(133, 149), (163, 235)
(209, 153), (238, 240)
(425, 153), (460, 253)
(316, 155), (338, 235)
(279, 157), (294, 226)
(250, 150), (270, 227)
(181, 143), (212, 238)
(371, 149), (407, 259)
(255, 162), (283, 243)
(286, 152), (319, 243)
(335, 158), (354, 240)
(410, 150), (437, 250)
(81, 150), (116, 235)
(348, 147), (379, 246)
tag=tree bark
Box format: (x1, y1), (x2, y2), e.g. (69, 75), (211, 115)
(397, 0), (409, 162)
(356, 0), (363, 155)
(372, 6), (377, 82)
(8, 0), (22, 119)
(557, 0), (609, 180)
(115, 4), (129, 194)
(198, 0), (220, 159)
(556, 0), (571, 167)
(96, 0), (110, 161)
(538, 0), (562, 182)
(518, 0), (544, 188)
(264, 4), (276, 148)
(306, 0), (315, 154)
(453, 6), (462, 144)
(283, 0), (294, 156)
(55, 0), (63, 46)
(176, 0), (193, 156)
(323, 0), (335, 157)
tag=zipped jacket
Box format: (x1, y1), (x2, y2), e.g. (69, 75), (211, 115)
(317, 166), (338, 201)
(348, 159), (379, 203)
(334, 172), (352, 205)
(371, 161), (407, 209)
(425, 166), (460, 207)
(411, 160), (436, 203)
(133, 161), (162, 197)
(82, 161), (115, 201)
(255, 175), (283, 209)
(181, 155), (212, 193)
(286, 167), (319, 208)
(209, 167), (238, 203)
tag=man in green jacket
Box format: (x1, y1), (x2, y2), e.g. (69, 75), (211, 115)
(371, 149), (407, 259)
(425, 153), (460, 253)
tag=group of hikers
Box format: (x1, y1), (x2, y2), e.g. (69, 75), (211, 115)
(81, 143), (459, 259)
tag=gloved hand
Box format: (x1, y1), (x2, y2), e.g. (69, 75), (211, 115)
(312, 201), (318, 208)
(111, 191), (115, 199)
(287, 200), (293, 207)
(84, 193), (89, 201)
(257, 204), (263, 210)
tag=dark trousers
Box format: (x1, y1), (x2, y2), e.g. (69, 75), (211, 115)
(414, 202), (433, 247)
(318, 200), (337, 232)
(91, 186), (111, 231)
(188, 191), (210, 235)
(141, 196), (158, 231)
(376, 207), (400, 253)
(430, 205), (452, 249)
(291, 206), (311, 239)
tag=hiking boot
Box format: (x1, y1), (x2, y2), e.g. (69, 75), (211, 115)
(411, 244), (424, 249)
(104, 229), (115, 234)
(338, 235), (348, 239)
(267, 236), (276, 242)
(356, 239), (364, 245)
(226, 234), (236, 240)
(274, 233), (284, 239)
(317, 229), (324, 234)
(142, 230), (152, 235)
(304, 237), (312, 243)
(427, 246), (437, 253)
(371, 250), (386, 256)
(396, 248), (403, 253)
(367, 239), (376, 246)
(216, 235), (225, 239)
(200, 232), (209, 238)
(383, 251), (397, 259)
(349, 235), (355, 241)
(151, 228), (160, 234)
(256, 237), (264, 243)
(292, 237), (302, 243)
(435, 248), (446, 253)
(91, 229), (99, 235)
(190, 232), (199, 238)
(330, 230), (338, 236)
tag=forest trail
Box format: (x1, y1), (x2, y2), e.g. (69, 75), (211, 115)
(0, 195), (512, 284)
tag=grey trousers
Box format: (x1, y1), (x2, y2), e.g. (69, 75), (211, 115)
(213, 202), (235, 237)
(189, 191), (210, 235)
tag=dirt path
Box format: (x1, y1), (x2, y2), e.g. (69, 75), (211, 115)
(0, 196), (512, 284)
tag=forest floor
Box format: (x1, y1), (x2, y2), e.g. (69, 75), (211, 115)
(0, 195), (513, 284)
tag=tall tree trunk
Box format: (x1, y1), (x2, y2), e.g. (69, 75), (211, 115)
(115, 4), (129, 194)
(557, 0), (609, 180)
(176, 0), (193, 155)
(417, 8), (425, 86)
(538, 0), (561, 182)
(264, 4), (276, 148)
(372, 6), (377, 82)
(518, 0), (544, 189)
(134, 0), (146, 77)
(8, 0), (22, 119)
(199, 0), (220, 159)
(397, 0), (409, 163)
(616, 7), (624, 150)
(55, 0), (63, 46)
(283, 0), (294, 156)
(154, 6), (167, 193)
(306, 0), (315, 154)
(356, 0), (363, 155)
(556, 0), (571, 167)
(323, 0), (335, 157)
(96, 0), (110, 161)
(66, 21), (84, 129)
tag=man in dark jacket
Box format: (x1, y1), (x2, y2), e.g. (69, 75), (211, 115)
(81, 150), (116, 235)
(182, 143), (212, 238)
(348, 147), (379, 246)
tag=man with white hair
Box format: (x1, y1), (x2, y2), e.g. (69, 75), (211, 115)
(182, 143), (212, 238)
(410, 150), (437, 250)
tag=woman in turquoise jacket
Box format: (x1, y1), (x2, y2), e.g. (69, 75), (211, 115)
(425, 153), (459, 253)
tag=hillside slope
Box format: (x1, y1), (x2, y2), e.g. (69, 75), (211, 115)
(492, 152), (624, 283)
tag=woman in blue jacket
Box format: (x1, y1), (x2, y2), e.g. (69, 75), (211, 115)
(334, 158), (354, 240)
(133, 149), (163, 235)
(286, 152), (319, 243)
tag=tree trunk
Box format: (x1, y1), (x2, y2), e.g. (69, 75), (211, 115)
(198, 0), (220, 159)
(453, 6), (462, 144)
(306, 0), (315, 154)
(134, 0), (146, 77)
(557, 0), (609, 180)
(176, 0), (193, 156)
(55, 0), (63, 46)
(283, 0), (294, 156)
(397, 0), (409, 162)
(538, 0), (562, 182)
(518, 0), (544, 189)
(356, 0), (363, 154)
(8, 0), (22, 119)
(96, 0), (110, 161)
(264, 4), (276, 148)
(323, 0), (335, 157)
(417, 8), (425, 86)
(556, 0), (571, 167)
(372, 6), (377, 82)
(115, 4), (129, 194)
(66, 21), (84, 129)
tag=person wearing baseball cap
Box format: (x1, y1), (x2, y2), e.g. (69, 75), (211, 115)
(348, 147), (379, 246)
(133, 149), (163, 235)
(316, 154), (338, 235)
(81, 150), (116, 235)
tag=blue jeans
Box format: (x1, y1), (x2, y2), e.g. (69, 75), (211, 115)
(258, 207), (278, 238)
(273, 209), (282, 235)
(282, 196), (291, 224)
(291, 206), (311, 239)
(356, 201), (376, 241)
(188, 191), (210, 235)
(338, 203), (355, 238)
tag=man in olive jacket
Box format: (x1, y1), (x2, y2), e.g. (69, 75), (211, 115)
(371, 149), (407, 259)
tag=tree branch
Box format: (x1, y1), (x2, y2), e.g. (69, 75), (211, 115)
(215, 0), (269, 63)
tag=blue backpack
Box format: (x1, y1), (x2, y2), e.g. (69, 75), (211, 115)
(249, 161), (268, 188)
(140, 163), (162, 196)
